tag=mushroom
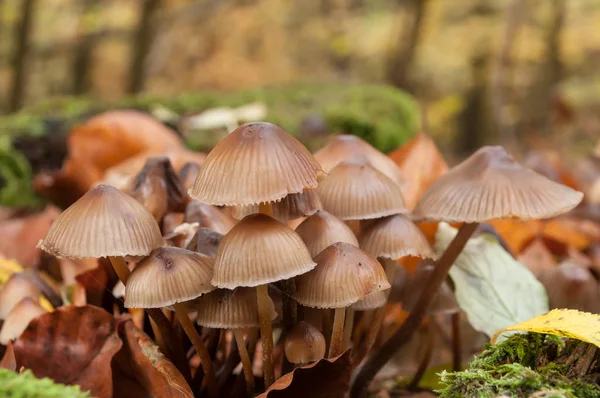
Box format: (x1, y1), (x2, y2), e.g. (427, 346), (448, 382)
(178, 162), (201, 190)
(188, 122), (324, 387)
(293, 242), (390, 357)
(186, 228), (224, 258)
(313, 134), (407, 188)
(284, 321), (326, 367)
(125, 246), (217, 396)
(196, 287), (277, 396)
(295, 210), (359, 258)
(352, 146), (584, 397)
(0, 274), (43, 320)
(184, 201), (236, 235)
(538, 261), (600, 313)
(0, 297), (47, 344)
(231, 189), (322, 222)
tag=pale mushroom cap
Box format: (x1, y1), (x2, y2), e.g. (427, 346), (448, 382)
(284, 321), (326, 364)
(293, 242), (391, 309)
(184, 201), (236, 235)
(0, 297), (47, 344)
(38, 184), (164, 259)
(125, 246), (215, 308)
(231, 189), (323, 222)
(0, 274), (41, 320)
(358, 214), (436, 260)
(295, 210), (359, 258)
(317, 159), (408, 220)
(413, 146), (584, 223)
(351, 289), (387, 311)
(314, 135), (407, 188)
(212, 213), (316, 288)
(189, 122), (325, 206)
(195, 287), (277, 328)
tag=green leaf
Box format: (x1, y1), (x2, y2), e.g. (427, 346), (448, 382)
(435, 222), (549, 339)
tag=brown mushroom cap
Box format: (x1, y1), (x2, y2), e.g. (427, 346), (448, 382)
(125, 246), (215, 308)
(317, 159), (408, 220)
(212, 213), (316, 289)
(412, 146), (584, 223)
(0, 274), (42, 320)
(184, 201), (236, 235)
(179, 162), (201, 190)
(351, 289), (387, 311)
(195, 287), (277, 329)
(186, 228), (224, 258)
(314, 135), (407, 188)
(189, 122), (325, 206)
(403, 264), (459, 315)
(538, 261), (600, 313)
(284, 321), (326, 364)
(295, 210), (359, 258)
(293, 242), (391, 309)
(38, 184), (164, 259)
(0, 297), (47, 344)
(231, 189), (322, 222)
(358, 214), (436, 260)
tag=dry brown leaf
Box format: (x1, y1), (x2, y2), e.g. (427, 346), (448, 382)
(517, 239), (557, 277)
(522, 150), (581, 191)
(75, 259), (118, 307)
(257, 350), (352, 398)
(388, 133), (448, 209)
(112, 319), (193, 398)
(0, 342), (16, 371)
(13, 305), (122, 398)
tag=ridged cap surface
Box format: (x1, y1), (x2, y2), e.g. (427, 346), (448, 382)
(351, 289), (387, 310)
(0, 297), (47, 344)
(212, 214), (316, 288)
(317, 159), (408, 220)
(189, 122), (325, 206)
(413, 146), (584, 222)
(284, 321), (326, 364)
(39, 184), (164, 259)
(293, 242), (390, 308)
(231, 189), (323, 222)
(125, 246), (215, 308)
(295, 210), (358, 257)
(358, 214), (435, 260)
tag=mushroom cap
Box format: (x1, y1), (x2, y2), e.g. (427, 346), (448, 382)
(314, 135), (407, 188)
(538, 261), (600, 313)
(358, 214), (436, 260)
(189, 122), (325, 206)
(295, 210), (359, 258)
(195, 287), (277, 329)
(186, 228), (224, 258)
(0, 274), (41, 320)
(403, 265), (459, 315)
(231, 189), (322, 222)
(212, 213), (316, 288)
(184, 201), (236, 235)
(351, 289), (387, 311)
(317, 159), (408, 220)
(293, 242), (391, 309)
(413, 146), (584, 223)
(125, 246), (215, 308)
(0, 297), (47, 344)
(39, 184), (164, 259)
(284, 321), (326, 364)
(179, 162), (201, 190)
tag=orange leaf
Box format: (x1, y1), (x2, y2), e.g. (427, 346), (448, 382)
(0, 342), (16, 371)
(489, 219), (542, 254)
(388, 133), (448, 209)
(543, 218), (590, 252)
(14, 305), (122, 398)
(517, 239), (556, 277)
(258, 350), (352, 398)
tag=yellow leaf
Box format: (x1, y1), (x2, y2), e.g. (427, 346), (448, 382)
(491, 309), (600, 348)
(39, 296), (54, 313)
(0, 259), (23, 284)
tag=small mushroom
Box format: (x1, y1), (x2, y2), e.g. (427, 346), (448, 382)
(0, 273), (42, 320)
(231, 189), (322, 222)
(295, 210), (359, 258)
(538, 261), (600, 313)
(0, 297), (47, 344)
(284, 321), (326, 367)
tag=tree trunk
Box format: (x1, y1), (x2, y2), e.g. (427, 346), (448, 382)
(128, 0), (161, 94)
(71, 0), (98, 95)
(9, 0), (36, 112)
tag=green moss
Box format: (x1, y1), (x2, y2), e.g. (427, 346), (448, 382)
(437, 333), (600, 398)
(0, 136), (44, 210)
(0, 369), (89, 398)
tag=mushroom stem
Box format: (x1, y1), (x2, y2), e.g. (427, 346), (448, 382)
(350, 222), (479, 398)
(342, 308), (354, 350)
(322, 309), (333, 352)
(346, 220), (360, 235)
(407, 322), (433, 391)
(329, 307), (346, 357)
(233, 328), (255, 397)
(451, 312), (462, 371)
(108, 256), (131, 284)
(173, 302), (218, 398)
(256, 283), (275, 388)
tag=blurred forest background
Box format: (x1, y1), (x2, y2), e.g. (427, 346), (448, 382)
(0, 0), (599, 157)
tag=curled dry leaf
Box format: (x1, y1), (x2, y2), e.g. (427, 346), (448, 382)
(112, 318), (193, 398)
(13, 305), (122, 398)
(388, 133), (448, 209)
(257, 350), (352, 398)
(0, 342), (16, 371)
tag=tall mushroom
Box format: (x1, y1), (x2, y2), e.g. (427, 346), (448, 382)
(188, 122), (324, 387)
(351, 146), (584, 397)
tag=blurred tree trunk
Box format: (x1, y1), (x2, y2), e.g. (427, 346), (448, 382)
(547, 0), (565, 86)
(128, 0), (161, 94)
(9, 0), (36, 112)
(387, 0), (429, 90)
(71, 0), (97, 95)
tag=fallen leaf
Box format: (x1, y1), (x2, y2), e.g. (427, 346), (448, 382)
(112, 318), (193, 397)
(0, 342), (16, 371)
(435, 223), (548, 338)
(517, 239), (556, 277)
(75, 259), (118, 308)
(257, 350), (352, 398)
(491, 309), (600, 347)
(13, 305), (122, 398)
(537, 261), (600, 313)
(542, 218), (590, 252)
(388, 133), (448, 209)
(489, 219), (542, 254)
(522, 150), (581, 191)
(0, 258), (22, 284)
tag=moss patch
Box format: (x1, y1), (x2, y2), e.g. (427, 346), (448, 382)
(0, 369), (89, 398)
(438, 333), (600, 398)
